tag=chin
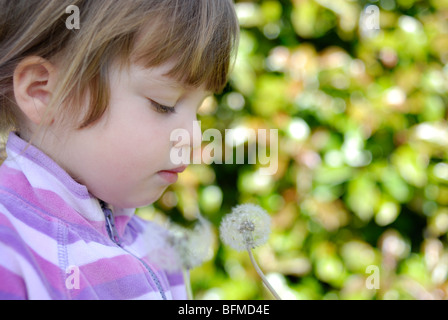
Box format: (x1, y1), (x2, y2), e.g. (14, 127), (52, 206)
(115, 191), (166, 209)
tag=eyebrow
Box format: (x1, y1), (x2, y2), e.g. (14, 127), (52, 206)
(145, 74), (183, 90)
(141, 67), (212, 96)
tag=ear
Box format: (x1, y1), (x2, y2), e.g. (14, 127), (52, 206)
(13, 56), (58, 126)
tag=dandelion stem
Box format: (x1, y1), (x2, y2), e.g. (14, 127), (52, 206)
(183, 269), (193, 300)
(246, 247), (281, 300)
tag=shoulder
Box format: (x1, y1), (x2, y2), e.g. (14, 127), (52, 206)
(0, 205), (47, 266)
(0, 167), (55, 228)
(0, 203), (29, 249)
(0, 211), (24, 263)
(0, 209), (29, 299)
(0, 189), (61, 273)
(0, 186), (59, 245)
(0, 208), (63, 300)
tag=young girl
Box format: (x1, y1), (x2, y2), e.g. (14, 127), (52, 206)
(0, 0), (239, 300)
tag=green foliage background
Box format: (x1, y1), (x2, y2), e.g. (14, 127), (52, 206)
(138, 0), (448, 299)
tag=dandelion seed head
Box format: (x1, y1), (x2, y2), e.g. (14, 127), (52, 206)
(167, 216), (214, 270)
(219, 204), (271, 251)
(239, 220), (255, 233)
(145, 216), (214, 272)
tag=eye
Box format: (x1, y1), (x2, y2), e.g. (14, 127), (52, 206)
(148, 99), (176, 114)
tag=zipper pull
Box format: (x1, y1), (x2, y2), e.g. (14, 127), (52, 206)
(100, 201), (122, 246)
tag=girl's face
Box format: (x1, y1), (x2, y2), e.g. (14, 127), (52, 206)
(48, 62), (208, 208)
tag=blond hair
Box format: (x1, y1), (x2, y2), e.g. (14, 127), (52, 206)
(0, 0), (239, 135)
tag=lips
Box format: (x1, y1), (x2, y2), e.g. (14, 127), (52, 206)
(157, 166), (188, 183)
(160, 165), (188, 174)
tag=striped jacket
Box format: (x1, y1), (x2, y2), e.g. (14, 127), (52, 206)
(0, 133), (186, 300)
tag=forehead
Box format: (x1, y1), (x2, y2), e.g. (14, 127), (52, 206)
(139, 62), (182, 88)
(133, 61), (210, 94)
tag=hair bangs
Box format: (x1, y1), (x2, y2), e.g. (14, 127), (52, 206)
(132, 0), (239, 93)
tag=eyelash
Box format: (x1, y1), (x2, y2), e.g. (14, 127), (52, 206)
(149, 99), (176, 114)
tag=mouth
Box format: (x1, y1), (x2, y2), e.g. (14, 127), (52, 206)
(162, 166), (188, 174)
(157, 166), (188, 183)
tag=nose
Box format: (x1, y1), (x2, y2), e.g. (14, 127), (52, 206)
(171, 116), (203, 164)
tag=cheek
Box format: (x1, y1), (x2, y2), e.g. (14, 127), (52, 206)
(102, 100), (168, 154)
(102, 120), (174, 175)
(121, 125), (171, 157)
